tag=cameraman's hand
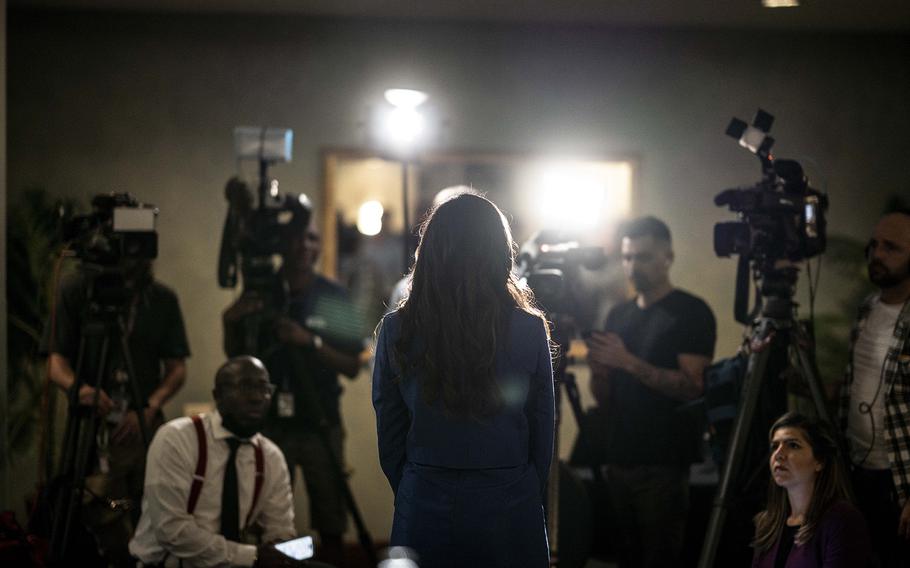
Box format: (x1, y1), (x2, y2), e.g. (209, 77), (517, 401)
(585, 332), (635, 372)
(77, 385), (114, 417)
(111, 407), (157, 445)
(274, 317), (314, 348)
(223, 292), (265, 324)
(255, 543), (304, 568)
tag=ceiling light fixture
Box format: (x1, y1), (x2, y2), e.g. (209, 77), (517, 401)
(762, 0), (799, 7)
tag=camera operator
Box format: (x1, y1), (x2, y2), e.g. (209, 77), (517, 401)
(222, 215), (361, 567)
(42, 257), (191, 566)
(584, 216), (716, 568)
(839, 209), (910, 568)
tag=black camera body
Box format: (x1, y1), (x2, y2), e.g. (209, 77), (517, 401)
(517, 230), (607, 317)
(63, 193), (158, 266)
(713, 110), (828, 266)
(218, 176), (312, 295)
(714, 159), (828, 263)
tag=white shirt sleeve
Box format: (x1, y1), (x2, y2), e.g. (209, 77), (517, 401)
(255, 441), (296, 544)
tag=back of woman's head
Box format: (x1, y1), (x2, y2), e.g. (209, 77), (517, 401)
(395, 190), (542, 418)
(411, 192), (513, 302)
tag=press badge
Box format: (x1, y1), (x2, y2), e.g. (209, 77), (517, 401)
(277, 392), (295, 418)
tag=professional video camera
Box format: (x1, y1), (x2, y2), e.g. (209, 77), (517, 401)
(517, 230), (607, 318)
(712, 109), (829, 323)
(63, 192), (158, 265)
(218, 127), (313, 294)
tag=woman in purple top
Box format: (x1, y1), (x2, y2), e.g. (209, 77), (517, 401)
(752, 413), (870, 568)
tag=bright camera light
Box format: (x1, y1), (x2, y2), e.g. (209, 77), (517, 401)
(384, 88), (428, 109)
(528, 161), (631, 230)
(381, 107), (425, 151)
(357, 200), (384, 236)
(762, 0), (799, 7)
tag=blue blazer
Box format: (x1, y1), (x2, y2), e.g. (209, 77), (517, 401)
(372, 308), (555, 496)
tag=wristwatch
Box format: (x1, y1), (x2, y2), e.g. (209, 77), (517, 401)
(311, 334), (323, 350)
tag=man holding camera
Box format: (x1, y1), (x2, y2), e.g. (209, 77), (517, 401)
(840, 209), (910, 568)
(585, 216), (716, 568)
(129, 356), (305, 568)
(42, 257), (190, 566)
(222, 215), (361, 566)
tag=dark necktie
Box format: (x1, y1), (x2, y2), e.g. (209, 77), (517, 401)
(220, 437), (241, 541)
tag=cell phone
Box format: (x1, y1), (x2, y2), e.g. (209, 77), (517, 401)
(274, 535), (314, 560)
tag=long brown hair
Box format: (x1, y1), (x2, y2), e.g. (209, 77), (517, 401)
(393, 190), (545, 418)
(752, 412), (852, 552)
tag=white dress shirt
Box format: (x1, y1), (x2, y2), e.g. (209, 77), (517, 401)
(129, 411), (295, 567)
(847, 298), (903, 469)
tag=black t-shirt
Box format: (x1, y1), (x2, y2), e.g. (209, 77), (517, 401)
(260, 275), (363, 429)
(40, 272), (191, 408)
(774, 524), (798, 568)
(602, 289), (716, 465)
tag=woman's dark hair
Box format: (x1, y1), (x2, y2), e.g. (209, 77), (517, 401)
(752, 412), (852, 552)
(391, 190), (546, 418)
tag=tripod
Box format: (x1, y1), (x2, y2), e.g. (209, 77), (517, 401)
(48, 271), (150, 564)
(697, 265), (843, 568)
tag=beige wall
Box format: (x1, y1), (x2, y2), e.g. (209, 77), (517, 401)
(8, 9), (910, 538)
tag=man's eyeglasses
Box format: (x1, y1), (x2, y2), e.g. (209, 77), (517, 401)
(226, 382), (277, 397)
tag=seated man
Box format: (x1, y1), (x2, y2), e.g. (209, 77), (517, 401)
(129, 356), (303, 567)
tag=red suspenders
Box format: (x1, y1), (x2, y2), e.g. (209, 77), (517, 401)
(187, 414), (265, 531)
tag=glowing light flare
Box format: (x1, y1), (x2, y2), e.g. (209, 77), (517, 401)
(528, 161), (632, 230)
(357, 200), (384, 236)
(384, 88), (428, 109)
(762, 0), (799, 7)
(381, 106), (425, 150)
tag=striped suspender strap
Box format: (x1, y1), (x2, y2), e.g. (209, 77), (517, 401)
(186, 414), (265, 528)
(187, 414), (207, 515)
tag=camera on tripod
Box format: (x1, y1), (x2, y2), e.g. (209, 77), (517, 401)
(713, 109), (828, 265)
(60, 192), (158, 308)
(218, 126), (313, 295)
(63, 192), (158, 265)
(517, 230), (607, 319)
(711, 109), (829, 324)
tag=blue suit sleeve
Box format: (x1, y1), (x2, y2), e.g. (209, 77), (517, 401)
(527, 318), (555, 496)
(371, 317), (410, 494)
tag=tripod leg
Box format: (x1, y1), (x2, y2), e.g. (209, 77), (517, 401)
(117, 318), (150, 448)
(314, 426), (378, 567)
(562, 373), (606, 487)
(50, 332), (110, 563)
(791, 330), (854, 501)
(791, 326), (833, 426)
(698, 342), (773, 568)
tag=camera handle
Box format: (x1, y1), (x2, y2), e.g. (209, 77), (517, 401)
(697, 296), (848, 568)
(48, 306), (150, 564)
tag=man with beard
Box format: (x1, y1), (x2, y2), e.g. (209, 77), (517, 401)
(129, 356), (303, 567)
(840, 209), (910, 568)
(585, 216), (716, 568)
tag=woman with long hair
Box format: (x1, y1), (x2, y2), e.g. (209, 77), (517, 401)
(752, 412), (870, 567)
(372, 190), (554, 567)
